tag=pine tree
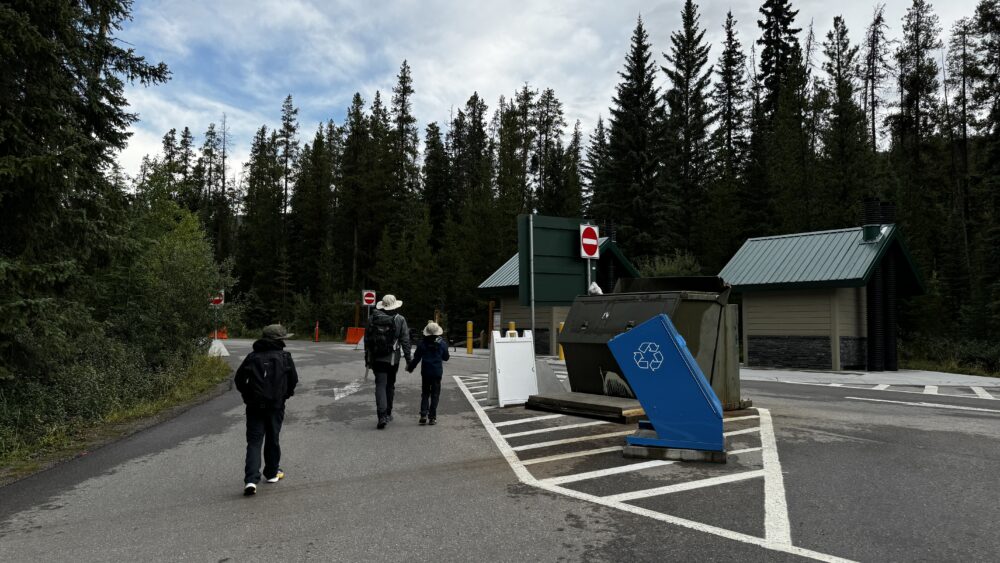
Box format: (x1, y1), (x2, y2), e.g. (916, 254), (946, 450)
(583, 116), (610, 217)
(892, 0), (944, 268)
(974, 0), (1000, 334)
(278, 95), (300, 217)
(532, 88), (566, 208)
(819, 16), (871, 227)
(421, 122), (452, 246)
(237, 126), (284, 325)
(704, 12), (750, 270)
(862, 4), (895, 151)
(391, 61), (420, 202)
(604, 17), (669, 260)
(663, 0), (715, 253)
(757, 0), (801, 116)
(336, 93), (369, 290)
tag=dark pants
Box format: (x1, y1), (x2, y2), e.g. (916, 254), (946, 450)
(245, 405), (284, 484)
(420, 377), (442, 418)
(373, 361), (399, 419)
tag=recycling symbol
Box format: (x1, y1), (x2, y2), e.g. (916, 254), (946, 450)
(633, 342), (664, 371)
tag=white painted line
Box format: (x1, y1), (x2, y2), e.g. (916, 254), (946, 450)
(502, 421), (610, 439)
(510, 431), (634, 452)
(466, 384), (488, 389)
(724, 415), (760, 422)
(453, 377), (851, 563)
(603, 470), (765, 502)
(332, 378), (366, 401)
(521, 446), (623, 466)
(778, 380), (999, 401)
(476, 397), (489, 402)
(873, 384), (890, 390)
(828, 383), (843, 387)
(481, 406), (496, 411)
(759, 408), (792, 546)
(924, 385), (939, 395)
(541, 460), (674, 485)
(728, 447), (763, 456)
(724, 427), (761, 437)
(846, 397), (1000, 414)
(494, 414), (565, 428)
(471, 391), (487, 396)
(971, 386), (995, 400)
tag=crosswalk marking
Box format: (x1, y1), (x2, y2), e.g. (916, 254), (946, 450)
(924, 385), (939, 395)
(723, 427), (761, 437)
(971, 386), (995, 400)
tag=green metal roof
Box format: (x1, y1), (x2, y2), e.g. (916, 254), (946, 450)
(478, 238), (639, 291)
(719, 225), (924, 294)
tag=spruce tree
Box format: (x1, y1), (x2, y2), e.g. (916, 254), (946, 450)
(862, 4), (894, 151)
(391, 61), (420, 201)
(819, 16), (871, 227)
(583, 116), (611, 217)
(605, 17), (668, 260)
(663, 0), (715, 253)
(704, 12), (750, 270)
(757, 0), (801, 116)
(278, 94), (300, 217)
(422, 122), (452, 246)
(974, 0), (1000, 333)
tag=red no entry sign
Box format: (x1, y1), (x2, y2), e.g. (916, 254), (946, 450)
(580, 225), (600, 259)
(362, 290), (377, 306)
(209, 290), (225, 307)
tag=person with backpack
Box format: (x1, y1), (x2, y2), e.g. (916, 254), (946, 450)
(365, 294), (411, 429)
(234, 324), (299, 496)
(406, 321), (450, 425)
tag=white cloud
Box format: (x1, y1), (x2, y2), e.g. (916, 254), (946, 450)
(116, 0), (979, 177)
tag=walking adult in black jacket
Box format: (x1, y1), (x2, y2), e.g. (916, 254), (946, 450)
(365, 294), (411, 429)
(235, 324), (299, 496)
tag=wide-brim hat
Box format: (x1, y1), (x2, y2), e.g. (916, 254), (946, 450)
(376, 294), (403, 311)
(423, 322), (443, 336)
(262, 324), (293, 340)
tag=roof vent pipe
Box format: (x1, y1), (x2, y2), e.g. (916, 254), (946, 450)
(862, 198), (883, 243)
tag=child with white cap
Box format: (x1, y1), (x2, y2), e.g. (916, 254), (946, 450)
(406, 321), (450, 425)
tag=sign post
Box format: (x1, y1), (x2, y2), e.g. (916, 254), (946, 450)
(361, 290), (376, 326)
(580, 224), (600, 291)
(209, 290), (225, 340)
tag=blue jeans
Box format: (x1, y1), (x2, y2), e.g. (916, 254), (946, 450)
(245, 406), (284, 484)
(420, 377), (441, 418)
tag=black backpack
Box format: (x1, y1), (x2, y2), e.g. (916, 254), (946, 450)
(238, 350), (290, 407)
(366, 313), (397, 357)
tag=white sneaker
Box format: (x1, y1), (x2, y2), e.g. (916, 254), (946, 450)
(243, 483), (257, 496)
(265, 470), (285, 483)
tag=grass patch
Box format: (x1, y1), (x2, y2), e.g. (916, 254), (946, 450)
(0, 356), (231, 483)
(900, 358), (1000, 378)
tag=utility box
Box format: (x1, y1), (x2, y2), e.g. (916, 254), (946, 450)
(557, 278), (747, 410)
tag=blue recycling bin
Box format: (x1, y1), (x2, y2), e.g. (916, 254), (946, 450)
(607, 314), (724, 451)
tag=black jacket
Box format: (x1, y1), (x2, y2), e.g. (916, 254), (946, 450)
(408, 335), (450, 379)
(235, 338), (299, 408)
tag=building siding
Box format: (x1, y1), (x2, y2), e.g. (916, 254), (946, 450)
(838, 287), (867, 337)
(744, 290), (833, 337)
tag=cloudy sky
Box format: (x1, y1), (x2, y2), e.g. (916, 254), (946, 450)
(117, 0), (978, 180)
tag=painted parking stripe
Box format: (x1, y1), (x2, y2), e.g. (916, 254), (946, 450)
(759, 408), (792, 546)
(724, 415), (760, 422)
(828, 383), (843, 387)
(452, 377), (849, 563)
(493, 414), (565, 428)
(541, 460), (674, 485)
(724, 427), (760, 437)
(846, 396), (1000, 414)
(729, 447), (763, 456)
(603, 470), (765, 503)
(471, 391), (487, 396)
(924, 385), (939, 395)
(873, 384), (890, 390)
(971, 386), (995, 399)
(502, 421), (610, 439)
(521, 446), (624, 466)
(779, 380), (999, 401)
(510, 431), (635, 452)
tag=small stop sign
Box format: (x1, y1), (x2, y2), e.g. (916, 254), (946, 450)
(362, 290), (376, 306)
(580, 225), (600, 259)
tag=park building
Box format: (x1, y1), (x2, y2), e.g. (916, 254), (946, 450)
(720, 202), (924, 372)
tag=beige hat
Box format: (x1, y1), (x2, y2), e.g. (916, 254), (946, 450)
(376, 294), (403, 311)
(262, 324), (293, 340)
(423, 321), (443, 336)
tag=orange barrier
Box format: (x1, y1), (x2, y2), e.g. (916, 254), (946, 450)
(345, 327), (365, 344)
(210, 326), (229, 340)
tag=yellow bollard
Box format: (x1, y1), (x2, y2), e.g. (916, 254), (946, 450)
(507, 321), (516, 336)
(466, 321), (473, 355)
(558, 321), (565, 360)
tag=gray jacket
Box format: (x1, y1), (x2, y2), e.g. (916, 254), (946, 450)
(368, 310), (411, 366)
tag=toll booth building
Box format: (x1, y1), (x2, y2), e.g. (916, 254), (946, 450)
(719, 224), (923, 371)
(478, 238), (639, 356)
